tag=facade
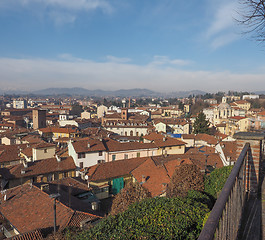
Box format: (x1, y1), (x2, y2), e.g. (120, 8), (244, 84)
(12, 99), (27, 109)
(68, 138), (107, 169)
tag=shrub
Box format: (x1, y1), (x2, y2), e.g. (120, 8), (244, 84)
(204, 165), (233, 199)
(74, 193), (210, 240)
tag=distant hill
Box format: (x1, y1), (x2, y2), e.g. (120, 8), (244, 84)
(254, 91), (265, 95)
(166, 90), (206, 98)
(32, 88), (159, 97)
(0, 88), (209, 98)
(32, 88), (208, 98)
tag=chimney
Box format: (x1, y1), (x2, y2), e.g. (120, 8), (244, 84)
(87, 143), (90, 148)
(55, 154), (61, 162)
(162, 183), (167, 193)
(141, 175), (146, 183)
(23, 161), (28, 168)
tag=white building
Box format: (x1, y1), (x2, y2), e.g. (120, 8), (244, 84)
(68, 138), (107, 169)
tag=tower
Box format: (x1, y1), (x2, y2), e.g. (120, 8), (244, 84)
(32, 109), (46, 130)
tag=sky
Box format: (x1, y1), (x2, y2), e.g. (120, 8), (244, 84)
(0, 0), (264, 93)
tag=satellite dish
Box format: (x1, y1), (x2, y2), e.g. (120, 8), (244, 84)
(85, 175), (88, 180)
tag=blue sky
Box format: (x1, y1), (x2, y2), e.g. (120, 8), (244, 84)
(0, 0), (264, 93)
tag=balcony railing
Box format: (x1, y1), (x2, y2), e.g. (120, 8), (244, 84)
(198, 143), (250, 240)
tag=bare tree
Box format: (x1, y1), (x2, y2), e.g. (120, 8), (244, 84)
(237, 0), (265, 41)
(110, 181), (151, 215)
(166, 164), (204, 198)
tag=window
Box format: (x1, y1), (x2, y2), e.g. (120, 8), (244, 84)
(137, 152), (140, 158)
(98, 160), (105, 164)
(44, 149), (47, 153)
(78, 153), (85, 159)
(99, 151), (103, 156)
(124, 154), (128, 159)
(79, 162), (84, 168)
(112, 155), (116, 161)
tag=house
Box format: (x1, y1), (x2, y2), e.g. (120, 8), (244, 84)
(103, 120), (151, 137)
(181, 134), (218, 147)
(153, 137), (186, 155)
(104, 138), (157, 162)
(233, 100), (251, 111)
(131, 157), (193, 197)
(20, 142), (56, 161)
(68, 138), (107, 169)
(0, 156), (76, 189)
(38, 126), (80, 141)
(0, 184), (100, 238)
(34, 177), (101, 214)
(0, 144), (28, 167)
(85, 157), (147, 199)
(153, 118), (191, 134)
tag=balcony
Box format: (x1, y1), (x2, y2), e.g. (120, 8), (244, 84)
(198, 132), (265, 240)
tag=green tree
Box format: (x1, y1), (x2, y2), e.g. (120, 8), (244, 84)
(178, 101), (184, 110)
(70, 103), (83, 116)
(193, 112), (210, 134)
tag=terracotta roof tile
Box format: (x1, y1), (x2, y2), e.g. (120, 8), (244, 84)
(86, 157), (148, 182)
(7, 229), (43, 240)
(72, 138), (106, 153)
(0, 156), (76, 180)
(0, 184), (99, 234)
(131, 158), (170, 197)
(104, 138), (156, 152)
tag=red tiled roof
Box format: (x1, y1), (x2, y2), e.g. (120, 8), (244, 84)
(104, 138), (156, 152)
(182, 134), (196, 139)
(143, 132), (165, 141)
(220, 141), (237, 162)
(164, 158), (193, 178)
(0, 144), (28, 164)
(153, 137), (186, 147)
(0, 156), (76, 180)
(0, 184), (100, 234)
(229, 116), (246, 120)
(234, 100), (249, 104)
(185, 146), (216, 154)
(50, 177), (89, 196)
(7, 229), (43, 240)
(86, 157), (148, 182)
(39, 127), (79, 134)
(72, 138), (106, 153)
(131, 158), (170, 197)
(195, 134), (218, 145)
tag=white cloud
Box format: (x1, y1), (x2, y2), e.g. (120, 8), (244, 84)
(150, 56), (192, 67)
(105, 55), (131, 63)
(204, 0), (239, 49)
(0, 0), (113, 24)
(0, 56), (263, 93)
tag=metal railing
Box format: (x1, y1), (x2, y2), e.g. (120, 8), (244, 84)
(198, 143), (250, 240)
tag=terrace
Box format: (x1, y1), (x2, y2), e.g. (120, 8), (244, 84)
(198, 132), (265, 240)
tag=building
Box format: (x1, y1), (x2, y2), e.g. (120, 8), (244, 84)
(32, 109), (46, 130)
